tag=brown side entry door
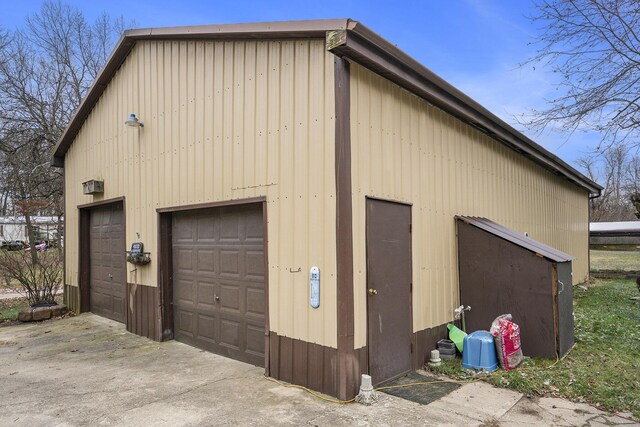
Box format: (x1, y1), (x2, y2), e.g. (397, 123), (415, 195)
(366, 198), (412, 385)
(89, 202), (126, 323)
(172, 204), (265, 366)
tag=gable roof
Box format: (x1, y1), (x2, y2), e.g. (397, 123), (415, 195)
(51, 18), (602, 197)
(456, 216), (574, 262)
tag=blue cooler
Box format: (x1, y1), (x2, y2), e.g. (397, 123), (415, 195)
(461, 330), (498, 372)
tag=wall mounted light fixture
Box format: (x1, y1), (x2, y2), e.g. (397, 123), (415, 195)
(125, 113), (144, 128)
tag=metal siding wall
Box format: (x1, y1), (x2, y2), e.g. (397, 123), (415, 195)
(64, 39), (338, 347)
(350, 63), (589, 348)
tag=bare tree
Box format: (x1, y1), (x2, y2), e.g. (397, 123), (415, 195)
(625, 156), (640, 218)
(0, 2), (127, 302)
(525, 0), (640, 150)
(577, 144), (639, 221)
(0, 1), (127, 239)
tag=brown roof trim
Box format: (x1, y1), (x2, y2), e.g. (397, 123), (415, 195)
(52, 18), (601, 197)
(124, 19), (349, 40)
(327, 22), (602, 197)
(52, 34), (135, 166)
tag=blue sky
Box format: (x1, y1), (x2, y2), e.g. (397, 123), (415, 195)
(0, 0), (603, 168)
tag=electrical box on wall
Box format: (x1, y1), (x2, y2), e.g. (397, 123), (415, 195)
(82, 179), (104, 195)
(310, 266), (320, 308)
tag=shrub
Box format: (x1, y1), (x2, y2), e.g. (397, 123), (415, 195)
(0, 248), (62, 306)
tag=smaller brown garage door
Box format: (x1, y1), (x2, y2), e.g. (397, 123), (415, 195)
(172, 203), (265, 366)
(89, 203), (126, 323)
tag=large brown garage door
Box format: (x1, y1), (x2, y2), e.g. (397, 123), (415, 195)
(172, 204), (265, 366)
(89, 203), (126, 323)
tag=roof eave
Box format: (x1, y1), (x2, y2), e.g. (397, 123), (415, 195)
(52, 34), (135, 165)
(327, 23), (602, 197)
(51, 18), (602, 198)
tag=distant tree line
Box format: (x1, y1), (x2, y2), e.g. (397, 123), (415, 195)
(577, 145), (640, 221)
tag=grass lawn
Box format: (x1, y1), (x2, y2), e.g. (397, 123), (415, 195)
(590, 250), (640, 272)
(428, 278), (640, 418)
(0, 297), (30, 324)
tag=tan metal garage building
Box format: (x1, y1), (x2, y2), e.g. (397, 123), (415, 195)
(53, 19), (601, 400)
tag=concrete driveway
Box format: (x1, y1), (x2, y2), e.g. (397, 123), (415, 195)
(0, 314), (636, 426)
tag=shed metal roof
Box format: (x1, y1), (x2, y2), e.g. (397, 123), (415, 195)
(51, 18), (602, 197)
(456, 216), (574, 262)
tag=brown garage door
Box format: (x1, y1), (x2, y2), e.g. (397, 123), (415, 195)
(172, 204), (265, 366)
(89, 203), (126, 323)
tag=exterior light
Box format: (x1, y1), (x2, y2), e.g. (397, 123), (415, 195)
(125, 113), (143, 128)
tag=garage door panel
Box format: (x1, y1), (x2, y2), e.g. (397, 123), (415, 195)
(196, 281), (217, 308)
(246, 324), (264, 353)
(197, 215), (217, 241)
(197, 314), (217, 341)
(246, 288), (265, 316)
(220, 249), (240, 276)
(172, 203), (265, 366)
(219, 319), (241, 349)
(89, 203), (125, 323)
(219, 284), (241, 311)
(245, 250), (265, 278)
(173, 215), (196, 241)
(219, 214), (241, 241)
(174, 247), (195, 273)
(112, 296), (125, 318)
(245, 215), (264, 241)
(196, 249), (216, 273)
(174, 279), (196, 305)
(175, 310), (194, 338)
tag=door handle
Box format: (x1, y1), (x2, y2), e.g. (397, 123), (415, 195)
(368, 288), (377, 296)
(108, 273), (113, 279)
(214, 294), (220, 302)
(558, 281), (564, 293)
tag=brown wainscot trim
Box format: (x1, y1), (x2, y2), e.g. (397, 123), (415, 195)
(126, 283), (161, 341)
(412, 323), (450, 369)
(355, 345), (368, 378)
(63, 284), (80, 314)
(269, 332), (338, 397)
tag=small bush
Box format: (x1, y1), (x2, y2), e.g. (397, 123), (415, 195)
(0, 248), (62, 306)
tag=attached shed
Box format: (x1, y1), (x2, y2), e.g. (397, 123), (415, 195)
(457, 216), (575, 358)
(53, 19), (600, 399)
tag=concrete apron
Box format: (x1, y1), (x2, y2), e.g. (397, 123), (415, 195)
(0, 315), (636, 427)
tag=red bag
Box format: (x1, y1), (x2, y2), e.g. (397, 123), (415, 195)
(490, 314), (523, 370)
